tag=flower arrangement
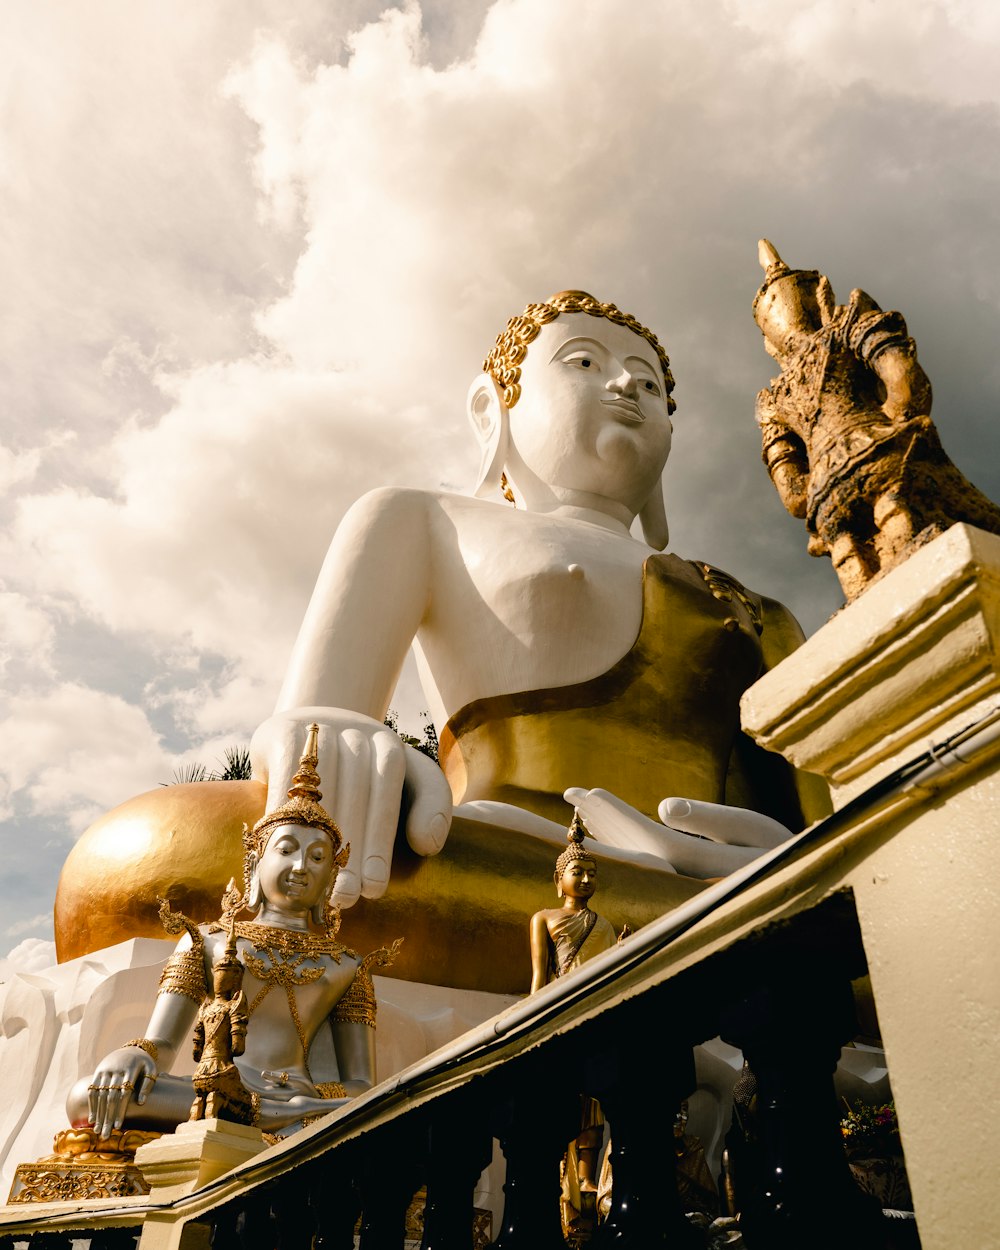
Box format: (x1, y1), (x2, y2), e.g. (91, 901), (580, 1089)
(840, 1101), (899, 1155)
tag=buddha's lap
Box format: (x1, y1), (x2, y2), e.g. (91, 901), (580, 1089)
(55, 783), (703, 994)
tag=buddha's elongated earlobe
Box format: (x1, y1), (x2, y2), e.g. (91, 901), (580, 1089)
(246, 854), (262, 913)
(467, 373), (509, 499)
(638, 481), (669, 550)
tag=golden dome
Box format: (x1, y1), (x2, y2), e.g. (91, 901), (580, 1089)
(54, 780), (265, 963)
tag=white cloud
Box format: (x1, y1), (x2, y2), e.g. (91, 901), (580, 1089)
(0, 444), (41, 494)
(0, 684), (170, 831)
(0, 591), (55, 679)
(0, 937), (56, 981)
(2, 0), (1000, 942)
(4, 913), (51, 941)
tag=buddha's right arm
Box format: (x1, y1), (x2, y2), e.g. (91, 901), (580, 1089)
(278, 487), (432, 715)
(251, 488), (453, 905)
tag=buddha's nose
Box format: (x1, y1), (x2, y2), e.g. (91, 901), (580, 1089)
(606, 365), (637, 397)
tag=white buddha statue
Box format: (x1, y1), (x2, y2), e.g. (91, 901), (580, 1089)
(56, 290), (827, 991)
(251, 290), (825, 898)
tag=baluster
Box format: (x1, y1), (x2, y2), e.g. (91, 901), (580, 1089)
(308, 1157), (363, 1250)
(420, 1101), (492, 1250)
(357, 1121), (423, 1250)
(233, 1188), (281, 1250)
(589, 1031), (703, 1250)
(271, 1179), (319, 1249)
(489, 1073), (580, 1250)
(721, 975), (886, 1250)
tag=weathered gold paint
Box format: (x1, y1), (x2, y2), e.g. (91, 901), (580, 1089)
(54, 781), (266, 964)
(441, 554), (827, 830)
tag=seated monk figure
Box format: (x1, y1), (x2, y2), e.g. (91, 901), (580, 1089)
(67, 725), (399, 1139)
(251, 290), (827, 895)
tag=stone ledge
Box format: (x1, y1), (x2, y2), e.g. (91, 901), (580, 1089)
(741, 524), (1000, 798)
(135, 1119), (265, 1197)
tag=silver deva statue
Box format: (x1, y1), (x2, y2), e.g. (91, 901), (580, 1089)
(69, 724), (400, 1139)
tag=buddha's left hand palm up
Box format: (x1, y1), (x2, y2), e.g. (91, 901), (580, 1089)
(564, 789), (792, 879)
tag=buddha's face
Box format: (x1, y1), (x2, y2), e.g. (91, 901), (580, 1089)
(559, 857), (598, 901)
(257, 822), (335, 914)
(507, 313), (672, 510)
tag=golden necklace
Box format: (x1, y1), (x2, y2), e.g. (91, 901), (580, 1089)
(232, 921), (356, 1082)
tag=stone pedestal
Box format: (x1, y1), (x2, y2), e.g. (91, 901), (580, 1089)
(134, 1118), (265, 1196)
(741, 524), (1000, 1250)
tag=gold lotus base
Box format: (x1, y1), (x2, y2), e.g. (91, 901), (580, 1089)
(8, 1159), (150, 1204)
(7, 1126), (162, 1205)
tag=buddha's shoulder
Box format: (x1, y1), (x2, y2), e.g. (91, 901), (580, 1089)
(675, 555), (806, 654)
(346, 486), (522, 536)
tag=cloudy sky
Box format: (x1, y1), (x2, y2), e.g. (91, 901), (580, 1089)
(2, 0), (999, 964)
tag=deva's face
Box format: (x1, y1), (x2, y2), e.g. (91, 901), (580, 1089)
(508, 313), (672, 508)
(559, 857), (598, 900)
(257, 822), (335, 913)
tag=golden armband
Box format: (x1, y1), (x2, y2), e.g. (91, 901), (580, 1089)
(157, 947), (208, 1004)
(122, 1037), (160, 1063)
(329, 939), (403, 1029)
(329, 966), (378, 1029)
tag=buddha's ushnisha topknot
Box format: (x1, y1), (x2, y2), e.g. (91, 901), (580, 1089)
(553, 809), (597, 883)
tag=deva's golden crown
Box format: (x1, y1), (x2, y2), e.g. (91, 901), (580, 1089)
(244, 723), (345, 859)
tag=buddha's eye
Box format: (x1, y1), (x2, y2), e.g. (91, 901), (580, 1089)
(642, 379), (660, 395)
(563, 351), (598, 371)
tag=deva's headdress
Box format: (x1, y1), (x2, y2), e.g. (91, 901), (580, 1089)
(553, 810), (597, 884)
(244, 723), (347, 859)
(225, 723), (350, 930)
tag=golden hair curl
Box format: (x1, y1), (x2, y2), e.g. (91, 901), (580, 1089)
(484, 289), (676, 414)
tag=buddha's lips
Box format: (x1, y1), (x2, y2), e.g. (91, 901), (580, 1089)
(602, 397), (644, 422)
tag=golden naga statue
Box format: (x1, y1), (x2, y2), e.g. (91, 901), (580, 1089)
(56, 288), (831, 994)
(754, 239), (1000, 602)
(67, 726), (400, 1140)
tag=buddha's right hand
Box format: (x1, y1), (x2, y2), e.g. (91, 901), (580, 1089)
(88, 1046), (158, 1142)
(251, 708), (453, 905)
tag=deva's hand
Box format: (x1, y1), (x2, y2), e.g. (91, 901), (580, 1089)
(564, 789), (791, 879)
(88, 1046), (158, 1142)
(251, 708), (452, 906)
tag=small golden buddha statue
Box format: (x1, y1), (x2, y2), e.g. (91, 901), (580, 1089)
(529, 813), (626, 1235)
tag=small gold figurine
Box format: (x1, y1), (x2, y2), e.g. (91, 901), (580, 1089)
(529, 812), (625, 1237)
(189, 921), (253, 1126)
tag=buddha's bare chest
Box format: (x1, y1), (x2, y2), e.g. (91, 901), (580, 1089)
(442, 514), (648, 649)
